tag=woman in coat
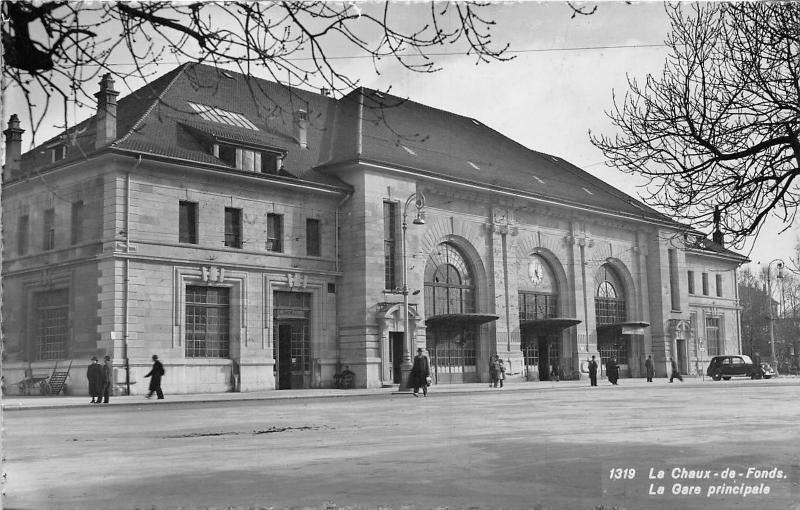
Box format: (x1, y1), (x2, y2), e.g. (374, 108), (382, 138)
(409, 348), (431, 397)
(607, 358), (619, 385)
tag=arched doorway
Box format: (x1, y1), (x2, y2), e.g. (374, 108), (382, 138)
(595, 264), (631, 376)
(424, 242), (497, 383)
(518, 253), (579, 380)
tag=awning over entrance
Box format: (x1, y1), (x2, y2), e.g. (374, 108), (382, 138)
(426, 313), (500, 327)
(520, 318), (582, 331)
(597, 321), (650, 335)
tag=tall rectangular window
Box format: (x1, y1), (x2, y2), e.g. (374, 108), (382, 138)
(668, 248), (680, 310)
(687, 271), (695, 294)
(17, 215), (29, 255)
(224, 207), (242, 248)
(267, 213), (283, 252)
(383, 201), (397, 289)
(715, 274), (723, 297)
(179, 201), (198, 244)
(35, 289), (69, 360)
(306, 218), (321, 257)
(70, 201), (84, 245)
(185, 286), (230, 358)
(705, 316), (721, 356)
(702, 272), (709, 296)
(43, 208), (55, 250)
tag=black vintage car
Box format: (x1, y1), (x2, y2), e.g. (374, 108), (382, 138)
(706, 355), (760, 381)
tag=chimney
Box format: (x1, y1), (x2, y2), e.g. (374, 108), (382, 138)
(95, 73), (119, 149)
(3, 114), (25, 181)
(295, 109), (308, 149)
(712, 206), (724, 247)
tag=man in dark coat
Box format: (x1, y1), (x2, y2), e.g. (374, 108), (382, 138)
(86, 356), (103, 403)
(101, 355), (113, 403)
(645, 355), (655, 382)
(145, 354), (165, 399)
(588, 355), (598, 386)
(409, 348), (431, 397)
(607, 358), (619, 385)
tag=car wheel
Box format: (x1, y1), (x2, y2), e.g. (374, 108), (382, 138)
(723, 377), (731, 380)
(764, 375), (772, 379)
(712, 371), (722, 381)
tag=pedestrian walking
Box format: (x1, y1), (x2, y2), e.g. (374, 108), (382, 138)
(669, 357), (683, 383)
(145, 354), (165, 399)
(86, 356), (103, 403)
(409, 348), (431, 397)
(101, 355), (113, 403)
(645, 355), (655, 382)
(497, 356), (506, 388)
(550, 363), (560, 382)
(588, 356), (598, 386)
(607, 358), (619, 385)
(489, 355), (499, 388)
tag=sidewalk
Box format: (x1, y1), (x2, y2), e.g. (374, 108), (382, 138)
(2, 375), (786, 411)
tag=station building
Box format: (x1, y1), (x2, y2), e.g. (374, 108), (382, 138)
(1, 63), (748, 395)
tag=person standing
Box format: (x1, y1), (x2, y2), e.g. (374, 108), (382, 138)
(86, 356), (103, 403)
(497, 356), (506, 388)
(489, 355), (499, 388)
(145, 354), (165, 399)
(645, 355), (655, 382)
(101, 355), (113, 403)
(607, 358), (619, 385)
(409, 348), (431, 397)
(588, 356), (598, 386)
(669, 357), (683, 383)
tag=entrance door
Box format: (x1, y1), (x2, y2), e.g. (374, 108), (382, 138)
(274, 320), (310, 389)
(390, 332), (404, 384)
(536, 335), (560, 381)
(677, 339), (687, 374)
(428, 327), (477, 384)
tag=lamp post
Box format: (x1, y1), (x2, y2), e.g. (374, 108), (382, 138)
(398, 192), (426, 392)
(765, 259), (785, 369)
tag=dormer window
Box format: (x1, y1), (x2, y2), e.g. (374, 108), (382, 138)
(48, 144), (66, 163)
(213, 143), (283, 174)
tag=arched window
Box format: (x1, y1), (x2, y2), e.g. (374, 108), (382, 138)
(595, 265), (626, 325)
(424, 243), (475, 316)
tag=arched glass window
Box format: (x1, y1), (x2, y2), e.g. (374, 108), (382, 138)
(424, 243), (475, 316)
(597, 281), (617, 299)
(595, 265), (626, 325)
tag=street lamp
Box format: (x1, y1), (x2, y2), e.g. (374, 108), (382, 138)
(765, 259), (785, 370)
(398, 192), (426, 392)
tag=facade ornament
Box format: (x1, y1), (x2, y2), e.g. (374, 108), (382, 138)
(201, 266), (226, 283)
(287, 272), (308, 289)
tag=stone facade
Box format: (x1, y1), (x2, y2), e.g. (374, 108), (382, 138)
(1, 64), (748, 395)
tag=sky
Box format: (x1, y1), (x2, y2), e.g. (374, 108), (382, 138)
(4, 1), (797, 272)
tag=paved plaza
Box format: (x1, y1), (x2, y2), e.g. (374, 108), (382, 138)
(2, 378), (799, 510)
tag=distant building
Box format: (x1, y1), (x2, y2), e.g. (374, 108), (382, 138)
(2, 63), (748, 394)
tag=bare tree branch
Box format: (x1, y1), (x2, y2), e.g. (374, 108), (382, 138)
(591, 3), (800, 248)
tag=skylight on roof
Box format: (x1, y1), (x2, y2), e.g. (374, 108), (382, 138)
(188, 101), (259, 131)
(582, 187), (594, 195)
(533, 176), (545, 184)
(401, 145), (417, 156)
(467, 161), (480, 170)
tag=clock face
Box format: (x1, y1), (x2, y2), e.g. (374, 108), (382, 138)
(528, 260), (544, 285)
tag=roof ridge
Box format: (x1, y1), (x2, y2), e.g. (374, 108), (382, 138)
(115, 63), (190, 145)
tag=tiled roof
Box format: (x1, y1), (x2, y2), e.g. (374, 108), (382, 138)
(15, 63), (694, 229)
(322, 89), (675, 223)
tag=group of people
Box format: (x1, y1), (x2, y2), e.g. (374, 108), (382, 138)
(488, 355), (506, 388)
(587, 354), (683, 386)
(86, 355), (114, 403)
(86, 354), (165, 402)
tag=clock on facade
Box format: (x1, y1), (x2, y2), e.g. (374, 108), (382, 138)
(528, 259), (544, 285)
